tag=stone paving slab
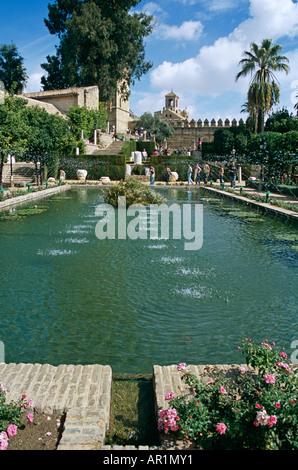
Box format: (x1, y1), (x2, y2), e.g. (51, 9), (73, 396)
(0, 363), (112, 450)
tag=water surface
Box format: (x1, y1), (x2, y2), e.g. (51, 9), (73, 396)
(0, 187), (297, 373)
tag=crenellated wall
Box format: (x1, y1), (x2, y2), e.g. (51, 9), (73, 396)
(165, 117), (245, 149)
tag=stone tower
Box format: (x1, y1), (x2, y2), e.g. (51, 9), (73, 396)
(155, 90), (189, 121)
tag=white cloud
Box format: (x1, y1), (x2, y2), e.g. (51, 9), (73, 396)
(154, 20), (204, 41)
(131, 90), (166, 118)
(149, 0), (298, 99)
(173, 0), (246, 12)
(24, 67), (43, 93)
(140, 2), (165, 17)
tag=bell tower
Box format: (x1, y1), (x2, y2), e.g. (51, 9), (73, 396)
(165, 91), (179, 113)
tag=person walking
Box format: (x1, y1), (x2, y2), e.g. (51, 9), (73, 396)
(219, 165), (224, 185)
(229, 161), (237, 188)
(164, 166), (171, 184)
(187, 164), (194, 185)
(150, 166), (155, 185)
(202, 162), (210, 184)
(194, 163), (202, 185)
(142, 148), (148, 161)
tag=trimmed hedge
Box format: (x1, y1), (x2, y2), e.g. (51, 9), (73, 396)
(120, 140), (137, 160)
(150, 155), (198, 181)
(136, 141), (156, 155)
(246, 180), (298, 196)
(58, 154), (126, 181)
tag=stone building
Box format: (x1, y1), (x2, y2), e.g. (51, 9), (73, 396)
(21, 85), (131, 134)
(22, 86), (100, 116)
(155, 91), (243, 150)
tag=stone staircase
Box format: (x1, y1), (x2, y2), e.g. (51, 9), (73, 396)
(85, 139), (125, 156)
(95, 140), (125, 155)
(2, 163), (36, 188)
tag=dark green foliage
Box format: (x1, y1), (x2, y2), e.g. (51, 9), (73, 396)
(265, 108), (298, 133)
(58, 154), (126, 180)
(41, 0), (153, 101)
(136, 140), (156, 156)
(67, 104), (108, 140)
(135, 113), (174, 145)
(0, 42), (28, 94)
(104, 178), (165, 207)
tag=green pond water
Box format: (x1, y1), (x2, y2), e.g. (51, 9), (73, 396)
(0, 186), (297, 374)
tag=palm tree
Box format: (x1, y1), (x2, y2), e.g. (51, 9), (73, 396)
(236, 39), (289, 133)
(241, 101), (258, 134)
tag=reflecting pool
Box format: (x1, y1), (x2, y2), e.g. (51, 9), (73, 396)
(0, 187), (297, 374)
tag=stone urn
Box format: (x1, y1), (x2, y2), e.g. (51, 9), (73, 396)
(77, 169), (87, 181)
(169, 172), (179, 182)
(100, 176), (111, 184)
(59, 170), (66, 180)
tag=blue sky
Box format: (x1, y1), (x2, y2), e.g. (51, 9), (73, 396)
(1, 0), (298, 122)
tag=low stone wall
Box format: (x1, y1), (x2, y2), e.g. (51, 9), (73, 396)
(0, 184), (70, 211)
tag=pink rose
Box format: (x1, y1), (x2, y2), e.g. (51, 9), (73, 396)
(26, 413), (34, 424)
(268, 415), (277, 427)
(6, 424), (18, 437)
(220, 386), (227, 394)
(0, 432), (8, 450)
(216, 422), (227, 435)
(165, 392), (175, 401)
(256, 410), (269, 426)
(177, 363), (187, 371)
(264, 374), (275, 384)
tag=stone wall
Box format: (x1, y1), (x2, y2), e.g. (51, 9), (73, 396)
(166, 118), (245, 149)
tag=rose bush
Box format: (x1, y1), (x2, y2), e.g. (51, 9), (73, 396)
(157, 338), (297, 450)
(0, 383), (34, 450)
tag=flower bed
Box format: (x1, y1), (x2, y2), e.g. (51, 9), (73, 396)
(0, 384), (64, 450)
(157, 338), (297, 450)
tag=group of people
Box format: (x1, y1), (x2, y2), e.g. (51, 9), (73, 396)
(148, 160), (238, 188)
(186, 162), (211, 185)
(186, 161), (238, 187)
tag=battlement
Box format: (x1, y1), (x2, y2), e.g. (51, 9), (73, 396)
(167, 118), (244, 128)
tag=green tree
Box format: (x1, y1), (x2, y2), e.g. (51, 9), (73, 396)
(266, 107), (298, 133)
(213, 125), (250, 156)
(41, 0), (153, 101)
(0, 42), (28, 94)
(135, 112), (174, 146)
(241, 101), (258, 134)
(236, 39), (289, 134)
(67, 104), (108, 140)
(0, 95), (72, 185)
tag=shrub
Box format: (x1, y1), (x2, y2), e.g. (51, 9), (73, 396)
(58, 154), (126, 181)
(104, 178), (165, 207)
(158, 338), (297, 450)
(0, 384), (35, 450)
